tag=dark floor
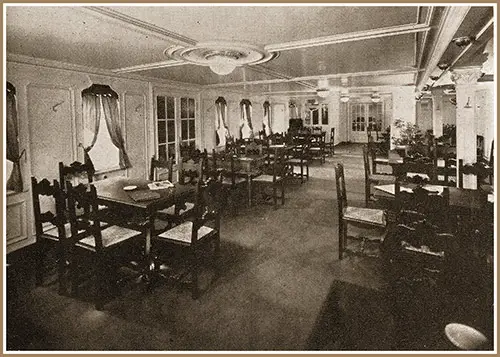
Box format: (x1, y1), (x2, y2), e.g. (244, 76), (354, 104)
(5, 143), (495, 352)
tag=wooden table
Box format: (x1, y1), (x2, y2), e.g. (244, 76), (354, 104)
(374, 183), (494, 213)
(237, 155), (266, 207)
(92, 177), (195, 255)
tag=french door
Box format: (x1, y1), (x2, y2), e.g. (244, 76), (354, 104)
(348, 102), (384, 143)
(155, 94), (197, 161)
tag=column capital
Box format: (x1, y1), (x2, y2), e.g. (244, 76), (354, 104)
(451, 67), (483, 85)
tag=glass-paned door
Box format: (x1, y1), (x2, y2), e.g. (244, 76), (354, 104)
(349, 102), (384, 143)
(156, 94), (197, 162)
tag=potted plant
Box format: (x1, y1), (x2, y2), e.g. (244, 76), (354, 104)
(391, 119), (426, 158)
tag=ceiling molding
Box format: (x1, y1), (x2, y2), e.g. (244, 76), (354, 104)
(205, 68), (421, 88)
(416, 7), (435, 69)
(109, 22), (430, 75)
(7, 53), (202, 91)
(265, 23), (430, 52)
(416, 6), (471, 91)
(112, 60), (187, 73)
(82, 6), (196, 46)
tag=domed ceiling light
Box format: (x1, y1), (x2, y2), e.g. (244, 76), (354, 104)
(316, 78), (330, 98)
(165, 41), (278, 76)
(371, 92), (381, 103)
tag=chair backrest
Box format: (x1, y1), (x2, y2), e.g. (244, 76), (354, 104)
(149, 156), (174, 182)
(458, 159), (492, 189)
(245, 141), (263, 157)
(59, 160), (95, 191)
(66, 181), (103, 249)
(31, 177), (66, 238)
(329, 127), (335, 143)
(335, 163), (348, 215)
(191, 179), (223, 244)
(178, 159), (203, 185)
(434, 157), (457, 186)
(393, 161), (436, 184)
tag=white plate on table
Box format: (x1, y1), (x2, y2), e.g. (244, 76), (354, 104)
(123, 185), (137, 191)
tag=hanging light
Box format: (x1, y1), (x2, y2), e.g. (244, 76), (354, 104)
(316, 78), (330, 98)
(317, 88), (330, 98)
(208, 55), (237, 75)
(371, 92), (381, 103)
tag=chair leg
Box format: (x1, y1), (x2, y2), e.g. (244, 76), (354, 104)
(365, 179), (370, 207)
(281, 183), (285, 205)
(95, 253), (106, 310)
(339, 222), (345, 260)
(300, 164), (304, 184)
(35, 239), (47, 286)
(191, 247), (200, 299)
(273, 186), (278, 209)
(57, 241), (69, 295)
(306, 164), (309, 181)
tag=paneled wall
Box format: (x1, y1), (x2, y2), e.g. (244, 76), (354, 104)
(5, 61), (187, 252)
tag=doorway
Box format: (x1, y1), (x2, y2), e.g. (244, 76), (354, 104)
(348, 102), (384, 143)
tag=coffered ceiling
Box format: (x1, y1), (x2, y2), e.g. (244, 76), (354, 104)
(5, 5), (494, 97)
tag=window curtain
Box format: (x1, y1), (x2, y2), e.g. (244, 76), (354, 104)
(215, 96), (229, 147)
(263, 101), (272, 136)
(101, 94), (131, 169)
(240, 99), (253, 139)
(6, 82), (23, 192)
(82, 84), (131, 169)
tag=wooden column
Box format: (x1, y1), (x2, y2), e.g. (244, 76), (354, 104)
(451, 67), (483, 188)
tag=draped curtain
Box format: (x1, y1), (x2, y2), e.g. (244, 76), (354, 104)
(239, 99), (253, 139)
(263, 101), (272, 136)
(82, 84), (131, 169)
(215, 96), (230, 147)
(6, 82), (23, 192)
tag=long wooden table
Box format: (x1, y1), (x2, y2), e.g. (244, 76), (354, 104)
(92, 177), (195, 255)
(374, 183), (494, 214)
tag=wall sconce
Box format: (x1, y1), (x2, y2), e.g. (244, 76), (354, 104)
(438, 63), (450, 71)
(464, 97), (472, 108)
(452, 36), (475, 47)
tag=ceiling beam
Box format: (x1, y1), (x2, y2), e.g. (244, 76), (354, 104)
(415, 6), (471, 91)
(265, 23), (430, 52)
(204, 68), (421, 88)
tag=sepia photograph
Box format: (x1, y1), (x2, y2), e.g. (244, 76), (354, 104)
(4, 3), (496, 352)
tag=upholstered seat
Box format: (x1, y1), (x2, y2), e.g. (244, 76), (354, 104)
(343, 206), (387, 227)
(157, 221), (214, 245)
(44, 222), (89, 239)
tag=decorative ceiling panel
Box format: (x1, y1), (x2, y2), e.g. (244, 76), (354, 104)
(6, 6), (175, 69)
(260, 34), (417, 79)
(107, 6), (419, 46)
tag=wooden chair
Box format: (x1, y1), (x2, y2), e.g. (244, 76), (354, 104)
(363, 145), (394, 207)
(388, 219), (456, 287)
(154, 179), (222, 299)
(458, 159), (493, 192)
(149, 156), (174, 182)
(66, 182), (143, 309)
(31, 177), (70, 294)
(325, 127), (335, 156)
(287, 143), (310, 184)
(244, 140), (263, 157)
(215, 149), (247, 213)
(335, 163), (388, 260)
(369, 142), (391, 175)
(252, 148), (287, 209)
(434, 157), (457, 186)
(309, 131), (326, 164)
(58, 159), (94, 191)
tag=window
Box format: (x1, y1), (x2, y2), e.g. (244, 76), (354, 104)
(156, 95), (197, 161)
(311, 108), (319, 125)
(156, 95), (176, 161)
(82, 84), (130, 172)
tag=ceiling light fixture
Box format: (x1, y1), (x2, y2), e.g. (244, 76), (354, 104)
(371, 93), (381, 103)
(452, 36), (475, 47)
(165, 41), (278, 76)
(316, 78), (330, 98)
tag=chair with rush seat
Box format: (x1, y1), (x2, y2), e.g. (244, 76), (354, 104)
(335, 163), (388, 260)
(154, 179), (222, 299)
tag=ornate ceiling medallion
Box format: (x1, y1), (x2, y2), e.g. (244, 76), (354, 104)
(165, 41), (278, 75)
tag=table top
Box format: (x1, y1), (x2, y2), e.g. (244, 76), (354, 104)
(92, 176), (195, 211)
(374, 183), (494, 210)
